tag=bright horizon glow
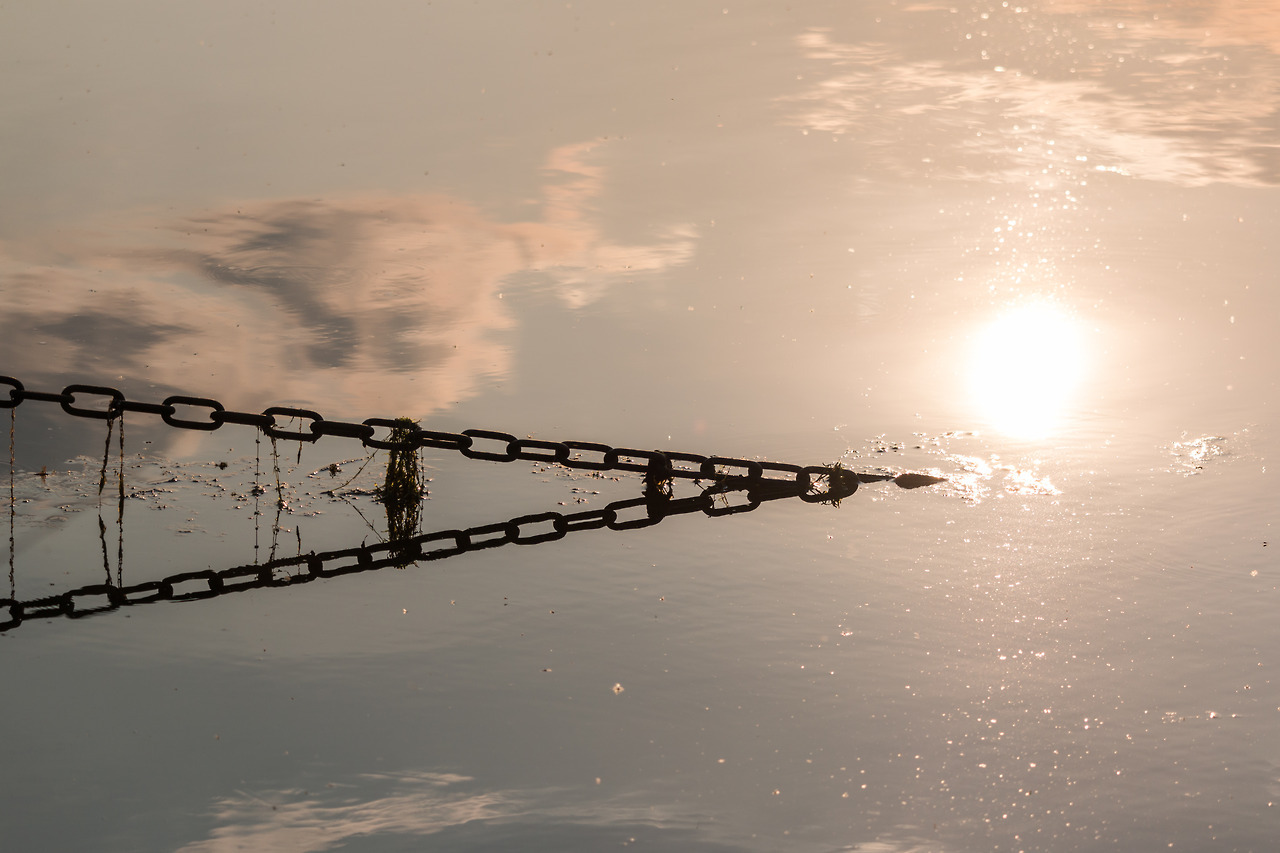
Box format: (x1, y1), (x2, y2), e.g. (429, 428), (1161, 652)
(969, 301), (1088, 440)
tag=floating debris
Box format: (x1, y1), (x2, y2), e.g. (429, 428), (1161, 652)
(893, 472), (947, 490)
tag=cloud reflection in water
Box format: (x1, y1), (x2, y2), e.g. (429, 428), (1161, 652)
(784, 4), (1280, 187)
(177, 770), (747, 853)
(178, 772), (519, 853)
(0, 140), (695, 416)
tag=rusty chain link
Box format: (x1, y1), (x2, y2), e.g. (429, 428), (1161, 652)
(0, 376), (859, 498)
(0, 480), (809, 632)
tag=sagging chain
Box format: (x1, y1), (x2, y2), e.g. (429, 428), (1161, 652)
(0, 479), (807, 632)
(0, 376), (860, 500)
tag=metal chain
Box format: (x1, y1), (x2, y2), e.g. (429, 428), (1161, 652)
(0, 376), (860, 498)
(0, 480), (808, 632)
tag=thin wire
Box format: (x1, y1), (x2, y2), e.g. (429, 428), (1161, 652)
(268, 434), (283, 562)
(8, 407), (15, 598)
(272, 434), (283, 508)
(97, 416), (114, 505)
(97, 419), (113, 583)
(269, 499), (283, 563)
(97, 513), (111, 584)
(325, 449), (381, 493)
(116, 412), (125, 586)
(253, 432), (261, 563)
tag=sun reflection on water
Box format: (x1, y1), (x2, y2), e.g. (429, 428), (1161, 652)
(969, 301), (1088, 440)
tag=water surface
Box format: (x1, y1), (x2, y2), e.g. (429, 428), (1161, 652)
(2, 2), (1278, 851)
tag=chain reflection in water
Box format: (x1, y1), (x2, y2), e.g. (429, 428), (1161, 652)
(0, 467), (854, 632)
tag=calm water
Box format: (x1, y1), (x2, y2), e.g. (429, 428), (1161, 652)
(2, 2), (1278, 851)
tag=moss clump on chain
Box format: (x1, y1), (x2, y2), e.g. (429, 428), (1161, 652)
(374, 418), (427, 564)
(817, 461), (857, 507)
(643, 466), (674, 503)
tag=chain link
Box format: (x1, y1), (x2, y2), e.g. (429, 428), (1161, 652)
(0, 376), (860, 498)
(0, 479), (808, 632)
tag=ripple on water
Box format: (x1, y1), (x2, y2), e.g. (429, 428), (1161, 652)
(1165, 433), (1231, 476)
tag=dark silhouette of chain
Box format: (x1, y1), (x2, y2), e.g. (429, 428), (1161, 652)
(0, 376), (862, 497)
(0, 479), (814, 632)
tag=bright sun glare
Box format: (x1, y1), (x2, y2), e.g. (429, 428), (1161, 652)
(969, 301), (1087, 440)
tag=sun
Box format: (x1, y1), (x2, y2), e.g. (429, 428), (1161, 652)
(969, 301), (1088, 440)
